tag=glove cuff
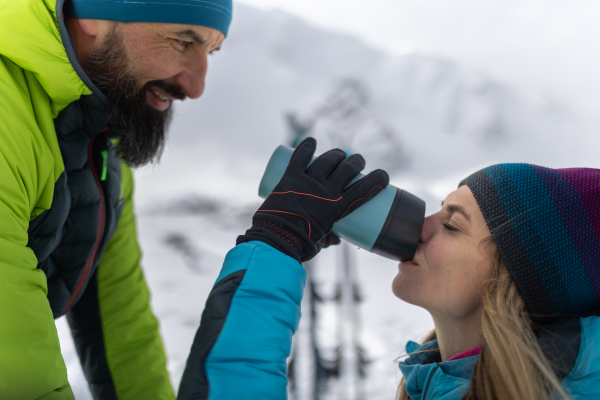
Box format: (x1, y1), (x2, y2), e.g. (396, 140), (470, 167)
(252, 219), (305, 257)
(236, 218), (307, 262)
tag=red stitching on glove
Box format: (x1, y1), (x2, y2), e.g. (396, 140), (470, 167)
(270, 191), (342, 202)
(257, 210), (318, 252)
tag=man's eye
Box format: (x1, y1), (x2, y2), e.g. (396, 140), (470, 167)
(176, 40), (190, 47)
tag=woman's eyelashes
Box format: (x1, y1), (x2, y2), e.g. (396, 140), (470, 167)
(442, 220), (460, 232)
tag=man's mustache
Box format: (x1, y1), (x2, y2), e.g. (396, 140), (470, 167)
(144, 80), (186, 101)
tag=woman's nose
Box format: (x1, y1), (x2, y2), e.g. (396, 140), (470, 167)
(419, 214), (436, 243)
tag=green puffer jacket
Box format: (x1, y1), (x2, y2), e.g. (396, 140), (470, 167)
(0, 0), (174, 398)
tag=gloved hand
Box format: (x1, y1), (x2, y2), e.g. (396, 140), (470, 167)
(320, 231), (341, 248)
(237, 138), (389, 262)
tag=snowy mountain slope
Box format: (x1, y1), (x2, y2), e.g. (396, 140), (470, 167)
(134, 3), (598, 212)
(57, 4), (599, 399)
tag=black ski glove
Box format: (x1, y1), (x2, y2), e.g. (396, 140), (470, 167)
(237, 138), (389, 262)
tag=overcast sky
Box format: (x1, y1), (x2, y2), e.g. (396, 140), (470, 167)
(237, 0), (600, 119)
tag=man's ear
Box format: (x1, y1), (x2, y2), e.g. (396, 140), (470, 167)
(77, 19), (103, 37)
(65, 18), (116, 64)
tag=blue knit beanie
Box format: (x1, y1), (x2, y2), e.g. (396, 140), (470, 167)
(63, 0), (233, 36)
(460, 164), (600, 324)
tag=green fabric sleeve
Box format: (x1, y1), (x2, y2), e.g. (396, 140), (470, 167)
(96, 162), (175, 400)
(0, 58), (74, 399)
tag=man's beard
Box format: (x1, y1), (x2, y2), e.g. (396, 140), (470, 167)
(80, 26), (184, 167)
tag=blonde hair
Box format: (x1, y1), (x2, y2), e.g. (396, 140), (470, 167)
(396, 248), (569, 400)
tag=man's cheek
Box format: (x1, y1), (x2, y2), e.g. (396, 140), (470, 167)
(132, 51), (179, 82)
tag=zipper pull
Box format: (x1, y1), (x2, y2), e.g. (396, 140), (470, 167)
(100, 150), (108, 181)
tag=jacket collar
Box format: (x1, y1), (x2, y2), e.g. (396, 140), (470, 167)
(0, 0), (104, 118)
(398, 318), (585, 400)
(56, 0), (107, 103)
(398, 339), (477, 400)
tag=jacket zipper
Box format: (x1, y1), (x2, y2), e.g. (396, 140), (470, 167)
(59, 135), (106, 316)
(422, 363), (439, 400)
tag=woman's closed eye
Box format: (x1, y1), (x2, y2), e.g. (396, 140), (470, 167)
(442, 220), (460, 232)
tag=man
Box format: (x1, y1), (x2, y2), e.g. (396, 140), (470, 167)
(0, 0), (230, 398)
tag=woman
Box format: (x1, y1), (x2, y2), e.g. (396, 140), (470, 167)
(176, 138), (600, 400)
(394, 164), (599, 400)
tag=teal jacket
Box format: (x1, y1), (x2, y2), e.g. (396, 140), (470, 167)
(399, 315), (600, 400)
(187, 241), (600, 399)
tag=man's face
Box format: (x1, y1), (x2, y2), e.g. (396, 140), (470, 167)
(81, 22), (225, 167)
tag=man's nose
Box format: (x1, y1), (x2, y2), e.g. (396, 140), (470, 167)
(174, 53), (208, 100)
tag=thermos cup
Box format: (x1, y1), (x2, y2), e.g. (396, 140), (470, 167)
(258, 145), (426, 262)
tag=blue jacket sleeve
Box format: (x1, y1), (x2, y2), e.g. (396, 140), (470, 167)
(177, 241), (307, 400)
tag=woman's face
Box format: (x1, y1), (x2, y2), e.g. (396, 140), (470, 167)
(392, 185), (495, 320)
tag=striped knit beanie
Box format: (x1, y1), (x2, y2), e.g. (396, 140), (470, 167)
(460, 164), (600, 323)
(64, 0), (233, 36)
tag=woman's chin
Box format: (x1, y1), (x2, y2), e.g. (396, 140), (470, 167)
(392, 272), (410, 300)
(392, 269), (422, 304)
